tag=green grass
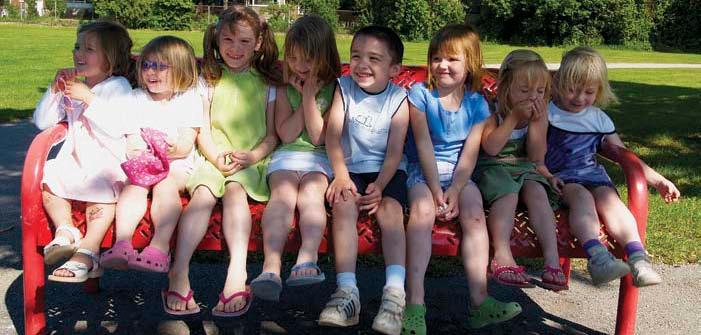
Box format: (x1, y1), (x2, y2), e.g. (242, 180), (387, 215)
(2, 24), (699, 264)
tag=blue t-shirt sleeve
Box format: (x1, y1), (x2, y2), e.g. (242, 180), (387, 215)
(407, 84), (427, 112)
(469, 91), (491, 124)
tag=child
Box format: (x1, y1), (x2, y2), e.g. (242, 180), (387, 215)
(251, 14), (341, 301)
(402, 25), (522, 334)
(99, 36), (202, 274)
(33, 21), (133, 283)
(164, 6), (281, 316)
(475, 50), (567, 291)
(318, 26), (409, 335)
(546, 46), (680, 286)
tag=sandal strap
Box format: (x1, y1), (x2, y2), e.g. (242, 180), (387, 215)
(290, 261), (322, 275)
(53, 260), (89, 276)
(75, 248), (100, 271)
(55, 225), (81, 244)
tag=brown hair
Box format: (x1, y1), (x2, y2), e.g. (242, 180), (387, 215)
(496, 49), (551, 116)
(202, 5), (281, 86)
(553, 46), (618, 107)
(283, 15), (341, 86)
(137, 36), (198, 93)
(352, 25), (404, 65)
(77, 20), (133, 79)
(426, 24), (483, 92)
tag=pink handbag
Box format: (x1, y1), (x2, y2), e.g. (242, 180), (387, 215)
(120, 128), (170, 187)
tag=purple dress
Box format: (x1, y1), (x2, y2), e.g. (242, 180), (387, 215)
(545, 102), (615, 188)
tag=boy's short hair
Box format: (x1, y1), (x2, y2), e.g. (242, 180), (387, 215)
(352, 26), (404, 65)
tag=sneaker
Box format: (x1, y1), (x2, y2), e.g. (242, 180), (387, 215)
(466, 296), (521, 329)
(372, 286), (406, 335)
(587, 246), (631, 285)
(628, 251), (662, 287)
(318, 286), (360, 327)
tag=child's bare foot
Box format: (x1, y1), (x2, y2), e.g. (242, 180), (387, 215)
(490, 257), (531, 285)
(214, 281), (250, 314)
(166, 272), (198, 312)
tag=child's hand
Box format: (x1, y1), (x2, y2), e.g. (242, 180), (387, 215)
(215, 151), (238, 176)
(64, 80), (94, 105)
(302, 77), (322, 100)
(358, 182), (382, 215)
(511, 99), (534, 121)
(326, 177), (358, 204)
(547, 175), (564, 195)
(440, 186), (461, 221)
(530, 97), (547, 122)
(165, 136), (177, 156)
(230, 150), (255, 168)
(654, 178), (680, 204)
(52, 68), (77, 94)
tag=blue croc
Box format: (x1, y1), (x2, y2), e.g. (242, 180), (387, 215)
(285, 261), (326, 287)
(250, 272), (282, 301)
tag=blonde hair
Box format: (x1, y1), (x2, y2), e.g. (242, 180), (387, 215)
(202, 5), (281, 86)
(553, 46), (618, 107)
(283, 15), (341, 86)
(496, 49), (551, 116)
(137, 36), (198, 93)
(77, 20), (133, 79)
(427, 24), (484, 92)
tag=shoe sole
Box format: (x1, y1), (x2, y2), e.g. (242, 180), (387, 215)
(44, 245), (77, 265)
(371, 320), (401, 335)
(250, 279), (282, 301)
(318, 315), (359, 327)
(590, 266), (631, 286)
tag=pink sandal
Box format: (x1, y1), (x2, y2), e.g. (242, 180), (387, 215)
(489, 259), (536, 288)
(541, 265), (569, 291)
(100, 240), (135, 270)
(161, 289), (201, 316)
(128, 246), (170, 273)
(211, 286), (253, 317)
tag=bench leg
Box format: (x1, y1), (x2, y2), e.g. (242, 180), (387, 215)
(615, 274), (639, 335)
(559, 257), (571, 286)
(22, 246), (47, 335)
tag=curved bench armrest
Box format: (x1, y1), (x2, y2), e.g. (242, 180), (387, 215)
(599, 142), (649, 242)
(21, 123), (68, 242)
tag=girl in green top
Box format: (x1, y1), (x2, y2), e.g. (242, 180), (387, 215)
(251, 15), (341, 302)
(164, 6), (282, 317)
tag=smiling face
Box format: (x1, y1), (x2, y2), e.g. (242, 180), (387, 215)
(140, 56), (174, 101)
(218, 22), (261, 72)
(349, 35), (399, 93)
(73, 32), (109, 82)
(429, 51), (468, 92)
(287, 47), (313, 81)
(556, 83), (598, 113)
(508, 72), (547, 107)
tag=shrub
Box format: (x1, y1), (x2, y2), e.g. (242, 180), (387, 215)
(351, 0), (374, 32)
(656, 0), (701, 52)
(94, 0), (153, 29)
(264, 3), (297, 32)
(299, 0), (340, 31)
(24, 0), (37, 17)
(376, 0), (431, 41)
(429, 0), (466, 36)
(149, 0), (194, 30)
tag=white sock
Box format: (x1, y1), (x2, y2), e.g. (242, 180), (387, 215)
(384, 265), (406, 290)
(337, 272), (357, 289)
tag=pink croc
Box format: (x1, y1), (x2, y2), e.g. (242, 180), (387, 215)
(100, 240), (136, 270)
(129, 246), (170, 273)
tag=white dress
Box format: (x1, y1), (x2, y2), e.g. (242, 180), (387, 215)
(32, 76), (132, 203)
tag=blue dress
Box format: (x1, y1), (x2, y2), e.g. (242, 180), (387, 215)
(545, 102), (615, 188)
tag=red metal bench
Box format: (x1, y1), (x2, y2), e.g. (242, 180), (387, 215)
(21, 66), (648, 335)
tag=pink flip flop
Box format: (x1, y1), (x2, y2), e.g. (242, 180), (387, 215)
(100, 240), (136, 270)
(211, 286), (253, 317)
(161, 289), (201, 316)
(128, 246), (170, 273)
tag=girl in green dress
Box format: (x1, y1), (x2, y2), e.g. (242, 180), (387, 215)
(475, 50), (567, 291)
(163, 6), (282, 316)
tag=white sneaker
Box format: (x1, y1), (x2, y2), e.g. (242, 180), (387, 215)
(372, 286), (406, 335)
(628, 251), (662, 287)
(318, 286), (360, 327)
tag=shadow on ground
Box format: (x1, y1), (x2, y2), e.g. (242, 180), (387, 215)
(7, 261), (606, 335)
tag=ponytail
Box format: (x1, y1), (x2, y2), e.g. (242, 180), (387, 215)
(254, 20), (282, 87)
(202, 22), (222, 86)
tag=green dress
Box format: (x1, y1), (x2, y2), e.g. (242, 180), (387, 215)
(187, 67), (272, 201)
(276, 83), (335, 153)
(474, 124), (560, 209)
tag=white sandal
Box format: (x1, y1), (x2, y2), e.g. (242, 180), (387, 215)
(48, 248), (103, 283)
(43, 225), (82, 265)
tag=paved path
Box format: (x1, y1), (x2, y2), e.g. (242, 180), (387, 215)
(485, 63), (701, 70)
(2, 115), (699, 335)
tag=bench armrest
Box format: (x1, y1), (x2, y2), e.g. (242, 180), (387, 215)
(599, 142), (649, 242)
(21, 123), (68, 244)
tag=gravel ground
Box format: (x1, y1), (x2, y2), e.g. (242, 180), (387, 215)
(2, 118), (699, 335)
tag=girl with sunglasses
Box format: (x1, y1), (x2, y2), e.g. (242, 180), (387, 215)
(100, 36), (203, 275)
(34, 21), (133, 283)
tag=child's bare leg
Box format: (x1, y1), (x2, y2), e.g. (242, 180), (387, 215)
(521, 181), (561, 267)
(488, 193), (526, 283)
(216, 182), (252, 313)
(406, 184), (435, 305)
(167, 186), (217, 312)
(52, 203), (114, 277)
(562, 184), (600, 242)
(260, 171), (299, 275)
(149, 171), (187, 253)
(293, 172), (328, 276)
(332, 195), (359, 275)
(591, 186), (641, 245)
(459, 184), (489, 307)
(42, 187), (75, 242)
(114, 183), (149, 242)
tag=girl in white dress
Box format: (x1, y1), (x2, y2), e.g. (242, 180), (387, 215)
(34, 21), (133, 283)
